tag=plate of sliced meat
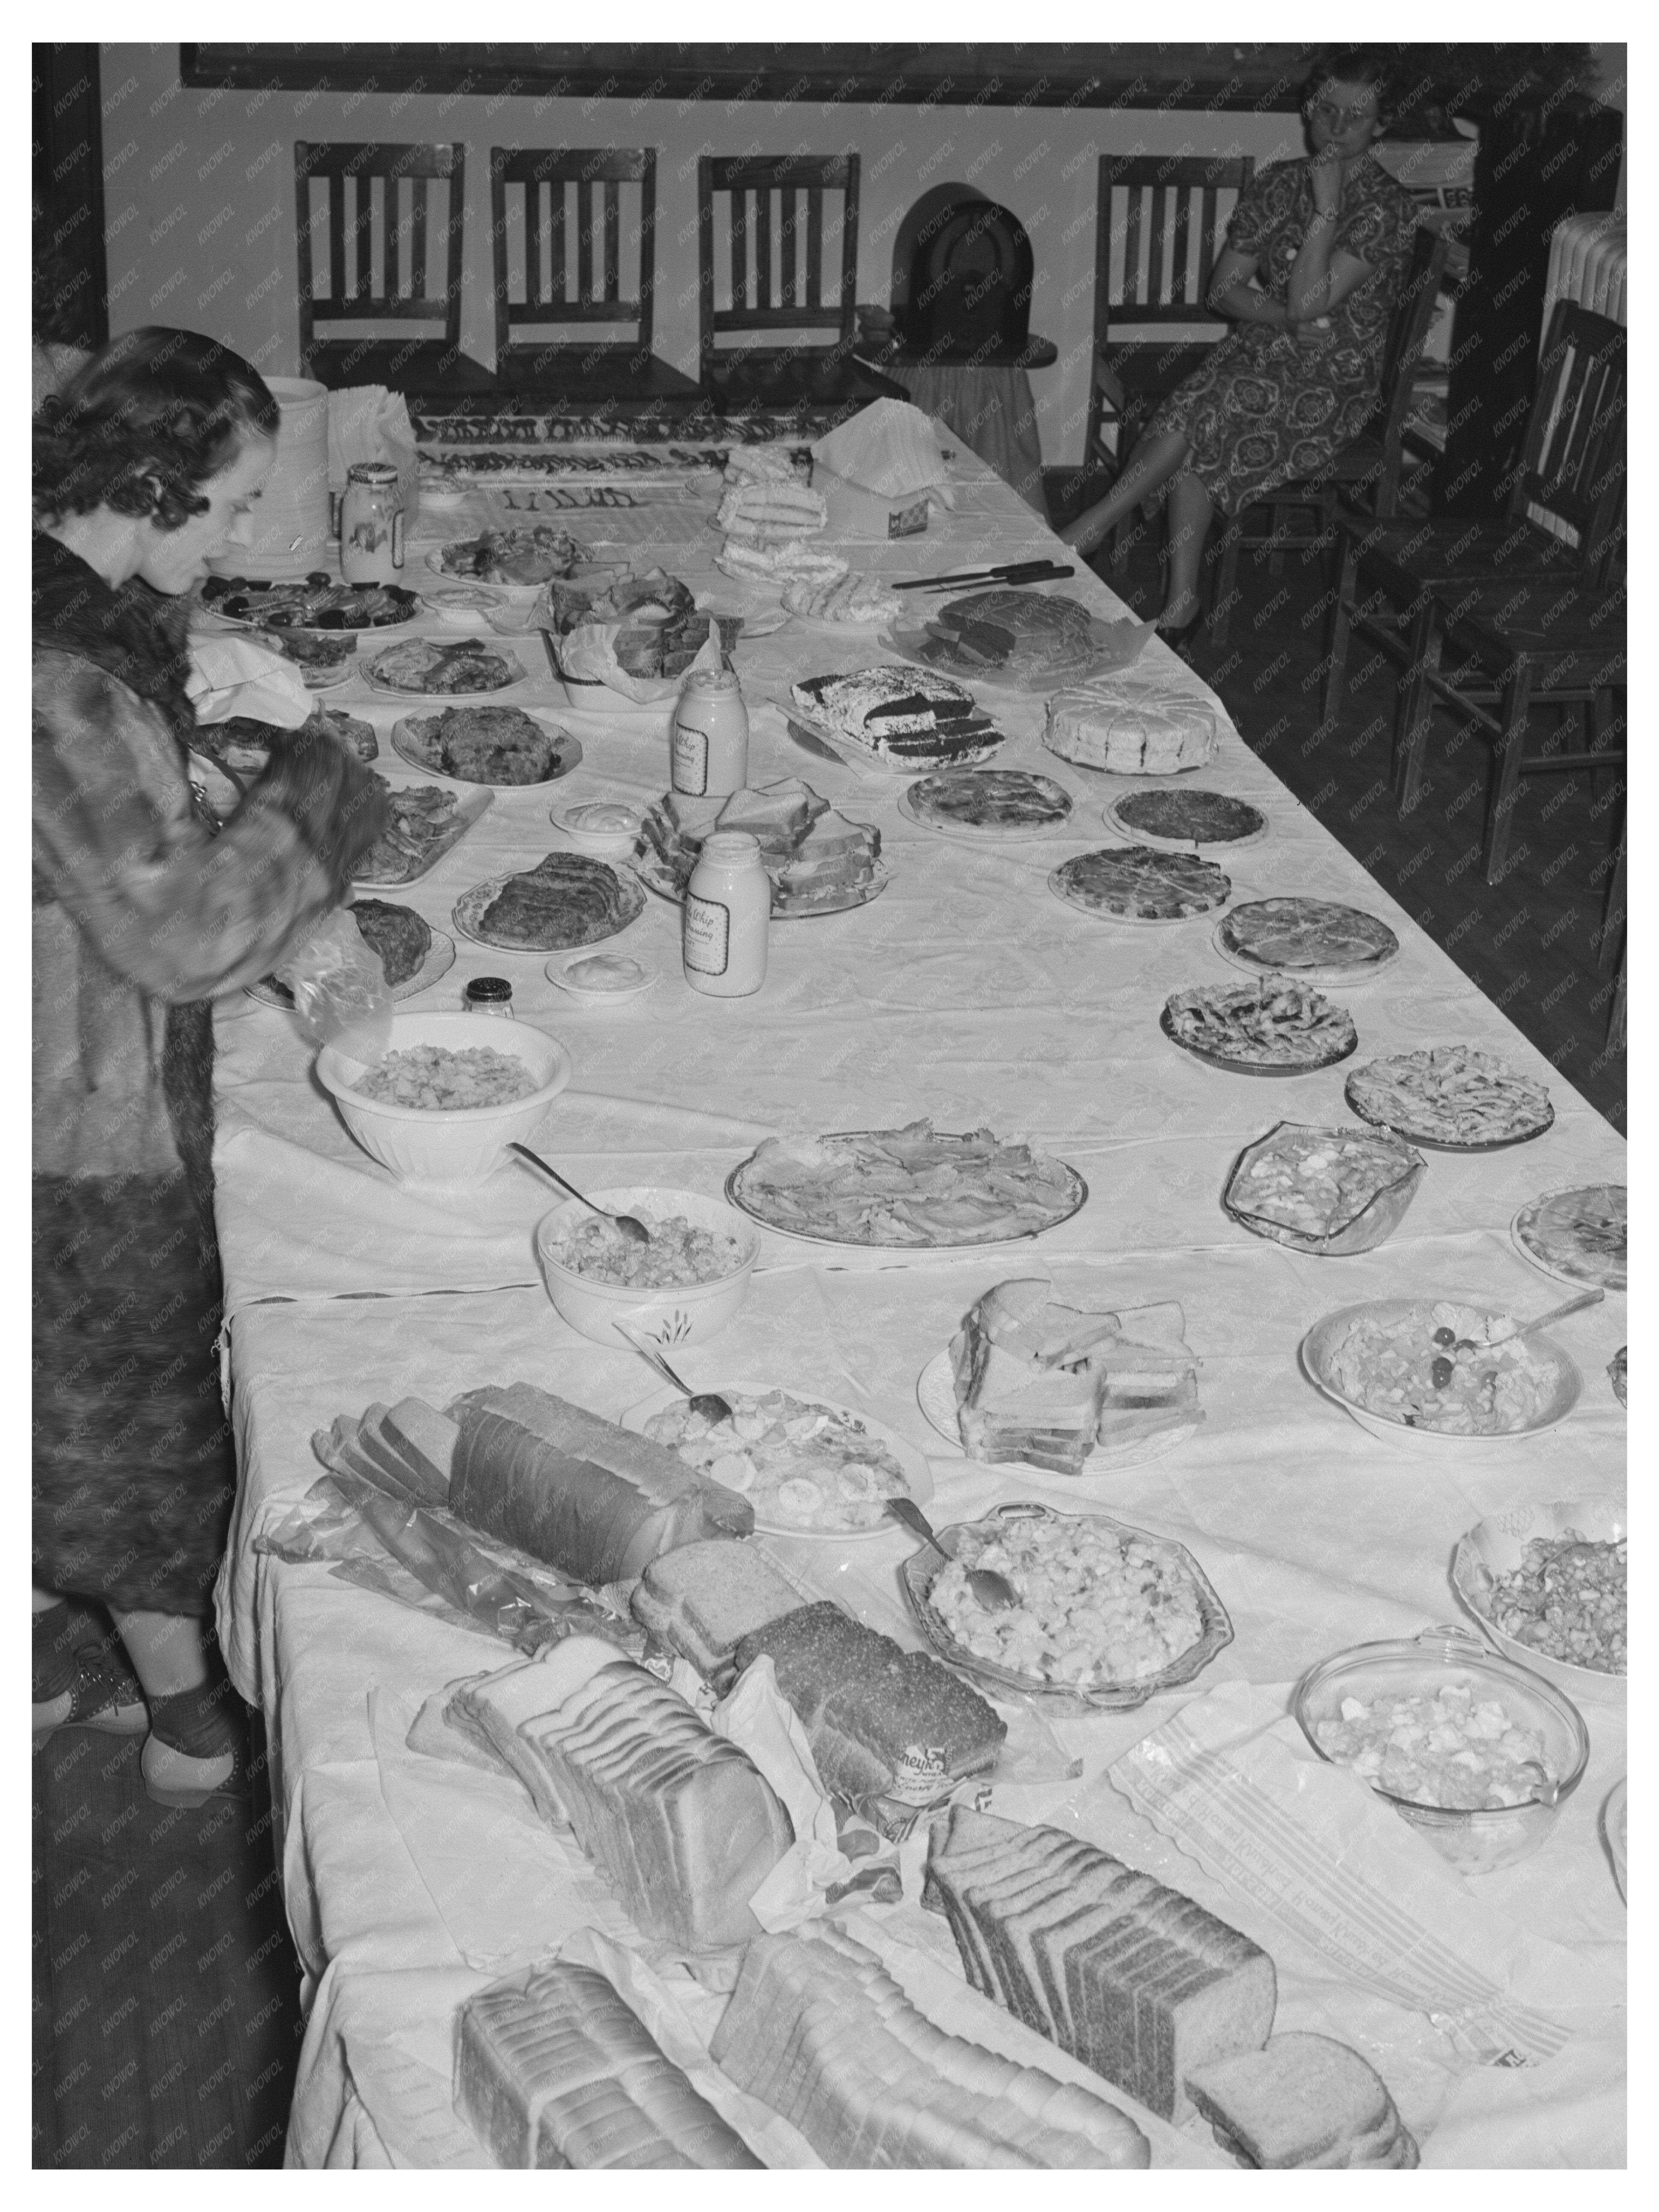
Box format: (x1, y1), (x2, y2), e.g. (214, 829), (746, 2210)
(392, 705), (581, 786)
(452, 853), (646, 953)
(1051, 846), (1231, 923)
(350, 780), (494, 889)
(364, 638), (527, 697)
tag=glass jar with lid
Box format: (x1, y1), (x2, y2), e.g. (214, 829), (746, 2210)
(340, 461), (405, 585)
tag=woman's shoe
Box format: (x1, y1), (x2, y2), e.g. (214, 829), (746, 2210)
(140, 1732), (248, 1810)
(1157, 607), (1206, 662)
(32, 1649), (149, 1745)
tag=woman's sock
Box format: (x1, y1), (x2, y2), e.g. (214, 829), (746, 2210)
(146, 1673), (244, 1759)
(32, 1600), (80, 1704)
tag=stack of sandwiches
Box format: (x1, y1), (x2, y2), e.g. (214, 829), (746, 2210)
(637, 777), (882, 915)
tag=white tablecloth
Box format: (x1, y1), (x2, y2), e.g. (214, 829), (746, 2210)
(211, 434), (1626, 2170)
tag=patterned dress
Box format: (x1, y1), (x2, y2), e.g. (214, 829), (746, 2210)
(1145, 154), (1420, 517)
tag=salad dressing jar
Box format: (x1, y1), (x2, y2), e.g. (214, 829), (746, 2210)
(683, 831), (769, 998)
(671, 667), (749, 798)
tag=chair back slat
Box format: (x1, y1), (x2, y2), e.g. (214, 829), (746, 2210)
(1099, 155), (1254, 326)
(352, 171), (374, 301)
(754, 192), (772, 312)
(488, 147), (659, 366)
(603, 182), (620, 303)
(548, 184), (567, 310)
(410, 181), (428, 298)
(780, 189), (797, 308)
(697, 155), (860, 373)
(576, 180), (594, 307)
(731, 190), (748, 317)
(295, 141), (465, 367)
(807, 186), (824, 305)
(1510, 302), (1626, 575)
(382, 177), (398, 300)
(328, 175), (346, 305)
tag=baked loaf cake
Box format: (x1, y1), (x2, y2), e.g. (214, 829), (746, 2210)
(447, 1382), (752, 1584)
(1043, 680), (1217, 774)
(477, 853), (639, 949)
(450, 1636), (793, 1950)
(950, 1280), (1202, 1474)
(790, 665), (1001, 766)
(924, 1805), (1276, 2123)
(733, 1601), (1005, 1807)
(1185, 2033), (1418, 2169)
(631, 1540), (803, 1677)
(710, 1923), (1149, 2168)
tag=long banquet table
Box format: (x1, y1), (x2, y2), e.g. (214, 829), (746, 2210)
(209, 429), (1626, 2169)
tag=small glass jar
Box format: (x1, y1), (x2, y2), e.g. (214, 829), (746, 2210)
(671, 667), (749, 799)
(683, 830), (769, 999)
(340, 461), (405, 585)
(462, 976), (515, 1017)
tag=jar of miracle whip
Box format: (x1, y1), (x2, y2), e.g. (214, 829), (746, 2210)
(671, 667), (749, 798)
(683, 831), (769, 998)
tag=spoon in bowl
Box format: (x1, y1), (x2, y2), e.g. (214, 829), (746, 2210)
(509, 1141), (650, 1246)
(613, 1325), (733, 1426)
(885, 1496), (1019, 1613)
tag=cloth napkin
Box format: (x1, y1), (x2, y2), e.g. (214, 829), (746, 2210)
(811, 398), (957, 508)
(187, 635), (314, 726)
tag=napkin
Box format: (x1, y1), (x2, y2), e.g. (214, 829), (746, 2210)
(186, 634), (314, 726)
(328, 385), (421, 530)
(811, 397), (957, 508)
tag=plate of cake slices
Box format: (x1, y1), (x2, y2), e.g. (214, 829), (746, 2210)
(364, 638), (528, 698)
(1051, 846), (1232, 924)
(919, 1278), (1203, 1476)
(391, 705), (582, 787)
(1213, 898), (1400, 988)
(350, 780), (494, 890)
(248, 901), (454, 1008)
(1103, 787), (1267, 851)
(783, 665), (1007, 773)
(621, 1381), (932, 1540)
(1344, 1045), (1554, 1150)
(631, 779), (888, 919)
(899, 769), (1074, 840)
(1161, 981), (1359, 1075)
(1511, 1184), (1626, 1291)
(882, 591), (1143, 692)
(452, 853), (646, 953)
(428, 525), (588, 589)
(726, 1122), (1088, 1252)
(199, 574), (420, 631)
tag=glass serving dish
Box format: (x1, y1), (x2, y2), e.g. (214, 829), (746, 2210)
(1222, 1122), (1426, 1255)
(1602, 1778), (1627, 1903)
(1291, 1626), (1590, 1875)
(1449, 1495), (1626, 1704)
(898, 1499), (1233, 1715)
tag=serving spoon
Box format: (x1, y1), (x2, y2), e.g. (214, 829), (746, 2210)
(508, 1141), (650, 1246)
(1430, 1286), (1605, 1370)
(613, 1327), (734, 1426)
(886, 1496), (1019, 1613)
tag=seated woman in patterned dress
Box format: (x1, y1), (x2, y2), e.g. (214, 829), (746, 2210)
(1060, 49), (1419, 649)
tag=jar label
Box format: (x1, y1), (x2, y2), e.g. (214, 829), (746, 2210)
(672, 722), (709, 796)
(684, 893), (730, 975)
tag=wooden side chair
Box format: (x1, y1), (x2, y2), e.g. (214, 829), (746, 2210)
(696, 154), (904, 416)
(1085, 154), (1255, 574)
(488, 147), (700, 406)
(1203, 225), (1450, 651)
(294, 141), (492, 395)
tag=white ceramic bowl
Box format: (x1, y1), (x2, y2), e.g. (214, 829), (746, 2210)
(1450, 1495), (1626, 1702)
(316, 1011), (572, 1186)
(1300, 1296), (1581, 1446)
(533, 1186), (758, 1349)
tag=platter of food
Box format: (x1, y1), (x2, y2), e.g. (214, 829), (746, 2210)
(1161, 981), (1358, 1075)
(782, 571), (905, 627)
(1343, 1046), (1554, 1151)
(620, 1382), (932, 1540)
(631, 781), (887, 919)
(192, 705), (378, 781)
(726, 1121), (1087, 1252)
(1213, 899), (1400, 987)
(882, 590), (1140, 692)
(917, 1354), (1200, 1477)
(350, 780), (494, 889)
(541, 570), (712, 687)
(1511, 1184), (1626, 1291)
(198, 574), (420, 631)
(898, 1499), (1233, 1713)
(391, 705), (582, 787)
(1221, 1123), (1425, 1255)
(1050, 845), (1231, 924)
(364, 639), (528, 698)
(898, 769), (1074, 840)
(1300, 1296), (1581, 1444)
(782, 666), (1006, 772)
(428, 525), (588, 587)
(452, 853), (646, 954)
(1103, 787), (1268, 851)
(248, 901), (454, 1008)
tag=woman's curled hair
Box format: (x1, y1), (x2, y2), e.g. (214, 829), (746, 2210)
(33, 327), (278, 531)
(1299, 48), (1397, 130)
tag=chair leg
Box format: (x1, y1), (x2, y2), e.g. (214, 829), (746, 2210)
(1323, 531), (1359, 725)
(1482, 657), (1534, 884)
(1207, 521), (1240, 654)
(1597, 810), (1626, 974)
(1393, 602), (1440, 812)
(1586, 687), (1615, 803)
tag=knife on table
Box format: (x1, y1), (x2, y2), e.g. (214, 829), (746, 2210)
(892, 560), (1076, 592)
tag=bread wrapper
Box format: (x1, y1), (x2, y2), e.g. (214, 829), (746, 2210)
(810, 398), (957, 509)
(552, 611), (724, 705)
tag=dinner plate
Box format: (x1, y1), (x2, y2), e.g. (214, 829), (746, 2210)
(879, 612), (1139, 695)
(544, 953), (661, 1004)
(364, 644), (528, 699)
(897, 771), (1074, 842)
(245, 929), (455, 1009)
(1102, 789), (1269, 852)
(725, 1133), (1089, 1254)
(1510, 1185), (1627, 1291)
(915, 1350), (1202, 1474)
(202, 581), (421, 633)
(1159, 998), (1359, 1077)
(350, 788), (495, 890)
(390, 710), (583, 787)
(452, 862), (646, 954)
(297, 661), (357, 693)
(619, 1380), (933, 1541)
(628, 838), (892, 920)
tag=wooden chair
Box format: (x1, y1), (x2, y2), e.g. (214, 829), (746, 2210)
(1084, 155), (1255, 573)
(696, 154), (904, 416)
(488, 147), (700, 407)
(294, 141), (492, 395)
(1203, 225), (1450, 651)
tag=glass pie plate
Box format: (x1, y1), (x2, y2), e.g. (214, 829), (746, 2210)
(898, 1499), (1233, 1715)
(1449, 1495), (1626, 1704)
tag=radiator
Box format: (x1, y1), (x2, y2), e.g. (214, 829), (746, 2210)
(1530, 214), (1626, 540)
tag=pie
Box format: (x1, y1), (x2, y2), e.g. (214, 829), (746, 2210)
(789, 666), (1004, 767)
(366, 639), (521, 694)
(1344, 1046), (1554, 1148)
(397, 705), (573, 785)
(1051, 846), (1231, 922)
(1218, 898), (1398, 981)
(1512, 1184), (1626, 1289)
(729, 1122), (1085, 1248)
(434, 526), (584, 584)
(467, 853), (644, 951)
(1106, 789), (1266, 848)
(353, 781), (468, 886)
(1162, 981), (1358, 1071)
(905, 770), (1073, 832)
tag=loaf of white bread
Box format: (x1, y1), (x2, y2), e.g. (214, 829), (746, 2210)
(710, 1923), (1149, 2168)
(732, 1601), (1005, 1808)
(923, 1806), (1276, 2123)
(631, 1539), (803, 1678)
(1185, 2034), (1419, 2169)
(456, 1957), (762, 2168)
(950, 1280), (1202, 1474)
(448, 1635), (793, 1950)
(1043, 678), (1217, 774)
(312, 1396), (460, 1505)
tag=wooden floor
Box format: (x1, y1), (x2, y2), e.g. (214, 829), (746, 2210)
(32, 495), (1624, 2171)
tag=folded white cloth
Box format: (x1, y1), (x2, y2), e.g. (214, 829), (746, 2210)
(328, 385), (422, 532)
(187, 636), (314, 727)
(811, 398), (956, 507)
